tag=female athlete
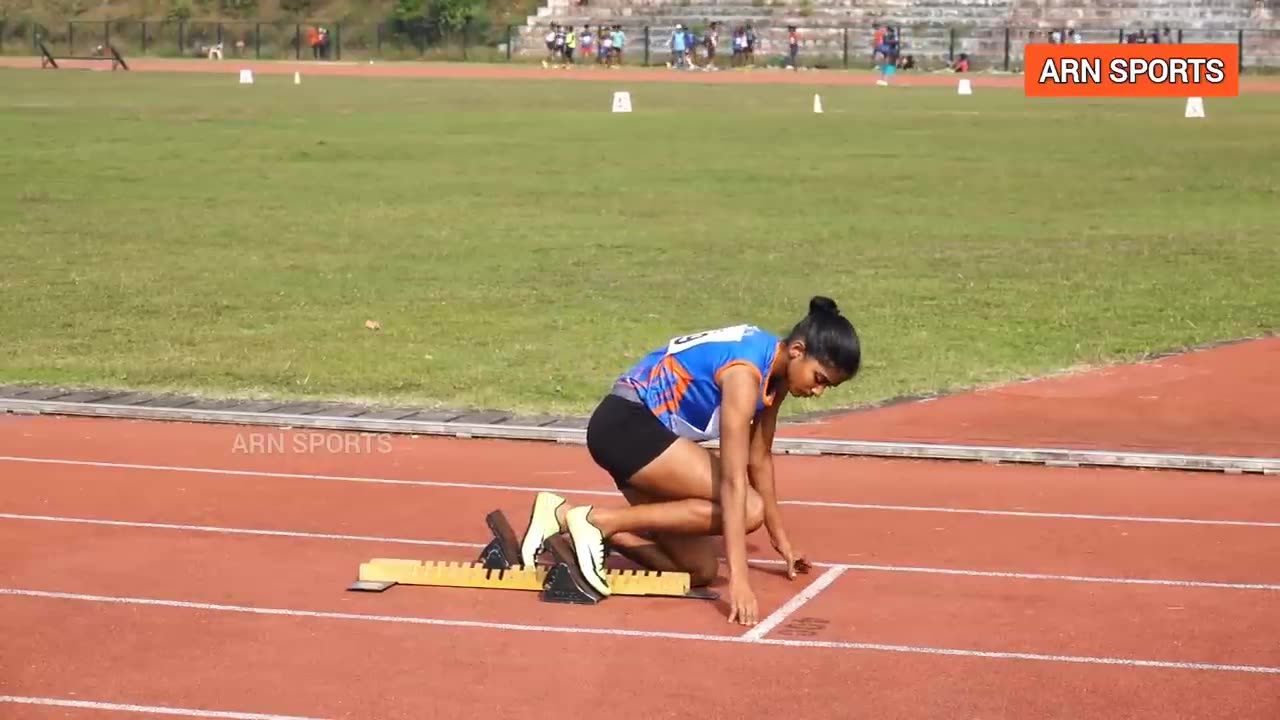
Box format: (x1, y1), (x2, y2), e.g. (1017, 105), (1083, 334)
(519, 295), (861, 625)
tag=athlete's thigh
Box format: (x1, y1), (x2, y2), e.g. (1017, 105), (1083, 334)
(621, 486), (720, 584)
(627, 441), (763, 524)
(627, 438), (721, 501)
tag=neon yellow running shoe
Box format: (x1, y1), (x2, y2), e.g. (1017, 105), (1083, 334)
(520, 491), (565, 567)
(565, 505), (610, 597)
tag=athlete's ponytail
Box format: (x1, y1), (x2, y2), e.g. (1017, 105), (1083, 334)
(786, 295), (861, 377)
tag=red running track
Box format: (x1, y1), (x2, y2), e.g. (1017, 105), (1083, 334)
(784, 336), (1280, 458)
(2, 415), (1279, 719)
(3, 55), (1280, 93)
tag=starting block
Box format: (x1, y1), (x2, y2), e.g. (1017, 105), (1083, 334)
(348, 509), (719, 604)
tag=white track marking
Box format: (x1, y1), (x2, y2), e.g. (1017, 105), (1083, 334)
(3, 512), (1278, 591)
(804, 562), (1280, 592)
(4, 455), (1278, 528)
(741, 566), (847, 640)
(3, 588), (1278, 675)
(741, 558), (1280, 591)
(0, 455), (618, 496)
(781, 499), (1280, 528)
(0, 513), (484, 548)
(0, 695), (324, 719)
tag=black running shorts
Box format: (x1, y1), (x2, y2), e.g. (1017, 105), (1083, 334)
(586, 384), (679, 489)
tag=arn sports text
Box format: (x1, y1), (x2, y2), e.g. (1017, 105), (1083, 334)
(231, 430), (394, 455)
(1038, 57), (1228, 85)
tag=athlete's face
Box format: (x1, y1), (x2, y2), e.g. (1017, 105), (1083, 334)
(784, 343), (846, 398)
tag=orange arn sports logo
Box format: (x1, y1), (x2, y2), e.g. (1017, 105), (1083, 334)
(1024, 43), (1239, 98)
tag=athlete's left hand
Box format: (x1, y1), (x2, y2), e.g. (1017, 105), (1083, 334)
(771, 532), (809, 579)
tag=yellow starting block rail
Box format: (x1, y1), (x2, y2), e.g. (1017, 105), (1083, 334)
(347, 509), (719, 605)
(357, 558), (698, 597)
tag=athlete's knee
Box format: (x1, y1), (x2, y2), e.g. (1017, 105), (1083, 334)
(745, 490), (765, 532)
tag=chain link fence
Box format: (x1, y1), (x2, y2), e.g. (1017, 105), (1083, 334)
(3, 18), (1278, 70)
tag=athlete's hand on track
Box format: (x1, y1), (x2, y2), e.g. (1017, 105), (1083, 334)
(771, 532), (810, 579)
(727, 579), (758, 626)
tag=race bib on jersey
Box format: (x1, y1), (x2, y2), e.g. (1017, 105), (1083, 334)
(666, 324), (751, 354)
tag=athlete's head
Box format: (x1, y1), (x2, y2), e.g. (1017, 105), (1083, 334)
(782, 296), (861, 398)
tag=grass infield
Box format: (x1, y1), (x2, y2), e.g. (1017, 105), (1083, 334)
(2, 68), (1277, 416)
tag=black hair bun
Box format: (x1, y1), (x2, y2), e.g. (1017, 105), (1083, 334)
(809, 296), (840, 316)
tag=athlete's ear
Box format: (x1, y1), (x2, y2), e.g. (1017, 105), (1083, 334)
(787, 339), (806, 359)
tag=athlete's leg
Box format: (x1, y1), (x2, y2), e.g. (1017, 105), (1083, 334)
(582, 441), (766, 537)
(519, 487), (719, 585)
(603, 530), (678, 572)
(523, 440), (766, 593)
(617, 486), (721, 587)
(556, 441), (765, 593)
(522, 389), (764, 595)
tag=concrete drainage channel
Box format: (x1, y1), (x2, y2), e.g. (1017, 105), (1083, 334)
(1, 386), (1277, 476)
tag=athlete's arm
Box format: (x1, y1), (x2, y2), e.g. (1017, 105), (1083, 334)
(748, 393), (784, 537)
(718, 364), (762, 624)
(748, 395), (805, 577)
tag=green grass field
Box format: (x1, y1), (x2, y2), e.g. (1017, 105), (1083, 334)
(2, 67), (1278, 417)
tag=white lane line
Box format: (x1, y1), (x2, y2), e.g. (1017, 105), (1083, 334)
(5, 454), (1279, 529)
(3, 588), (1278, 675)
(781, 500), (1280, 528)
(0, 455), (618, 496)
(4, 512), (1277, 592)
(741, 566), (847, 641)
(0, 513), (484, 549)
(820, 562), (1280, 592)
(0, 695), (325, 719)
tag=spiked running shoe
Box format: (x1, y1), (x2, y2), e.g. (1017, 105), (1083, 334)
(565, 505), (610, 597)
(520, 491), (566, 567)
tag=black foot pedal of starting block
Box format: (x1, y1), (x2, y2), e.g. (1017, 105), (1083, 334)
(347, 580), (396, 592)
(478, 509), (523, 570)
(540, 534), (604, 605)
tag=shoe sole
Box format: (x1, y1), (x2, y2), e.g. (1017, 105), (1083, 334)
(521, 493), (563, 567)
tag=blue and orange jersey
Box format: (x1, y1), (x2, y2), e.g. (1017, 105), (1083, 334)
(618, 324), (782, 441)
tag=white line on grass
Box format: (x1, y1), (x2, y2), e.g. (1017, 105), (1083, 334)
(4, 455), (1278, 528)
(3, 512), (1277, 591)
(3, 588), (1278, 675)
(0, 696), (325, 720)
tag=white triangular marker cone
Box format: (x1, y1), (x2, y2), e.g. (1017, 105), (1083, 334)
(611, 91), (632, 113)
(958, 78), (972, 95)
(813, 93), (823, 113)
(294, 71), (301, 85)
(239, 69), (254, 84)
(1185, 96), (1204, 118)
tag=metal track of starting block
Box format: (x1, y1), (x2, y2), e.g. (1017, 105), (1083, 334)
(347, 509), (719, 604)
